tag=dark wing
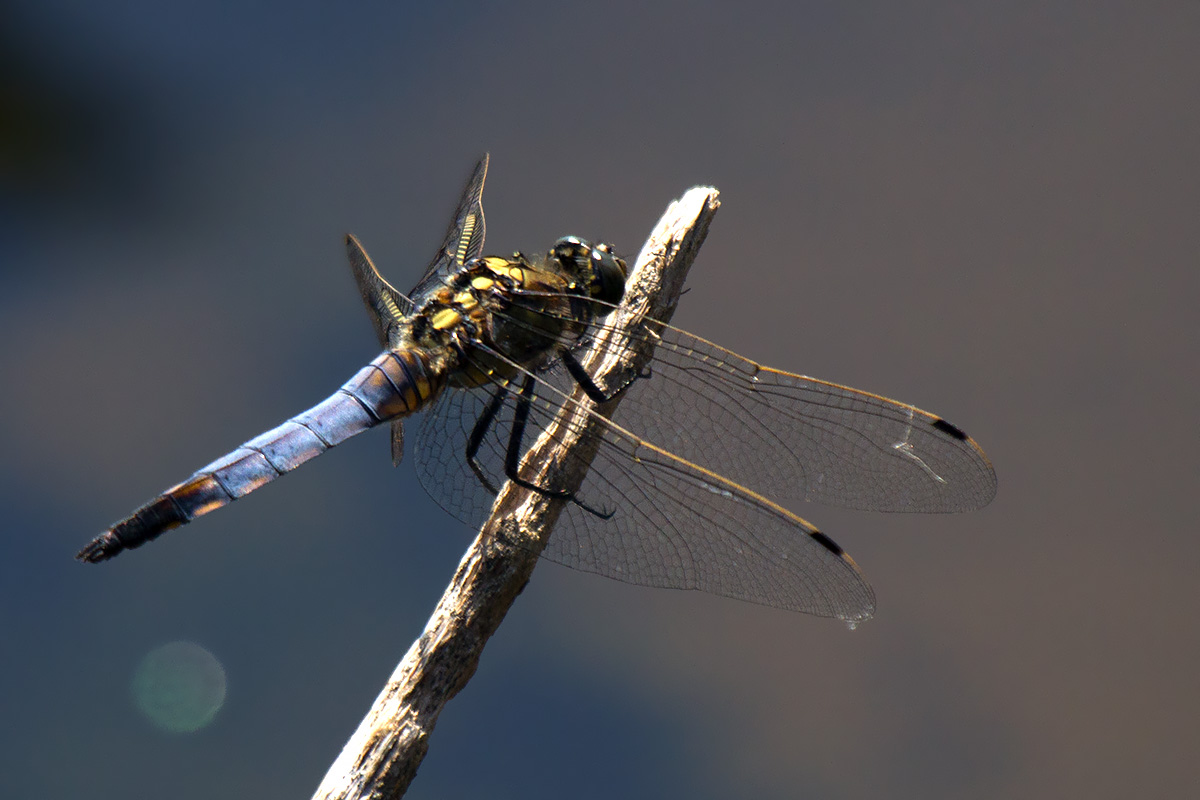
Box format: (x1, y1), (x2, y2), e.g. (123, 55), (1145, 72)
(344, 234), (411, 464)
(344, 155), (490, 465)
(412, 362), (875, 620)
(407, 154), (489, 298)
(344, 155), (489, 346)
(345, 233), (413, 348)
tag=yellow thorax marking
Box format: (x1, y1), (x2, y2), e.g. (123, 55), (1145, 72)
(482, 257), (525, 283)
(430, 308), (462, 331)
(470, 275), (494, 291)
(453, 290), (478, 310)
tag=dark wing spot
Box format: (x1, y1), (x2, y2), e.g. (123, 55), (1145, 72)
(810, 531), (845, 557)
(931, 418), (968, 440)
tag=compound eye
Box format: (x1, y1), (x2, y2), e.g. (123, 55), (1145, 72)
(552, 236), (588, 262)
(589, 244), (627, 306)
(551, 237), (596, 280)
(550, 236), (626, 306)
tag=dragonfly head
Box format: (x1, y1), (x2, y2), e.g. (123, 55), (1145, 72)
(550, 237), (627, 308)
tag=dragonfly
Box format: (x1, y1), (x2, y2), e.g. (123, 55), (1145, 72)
(78, 155), (996, 623)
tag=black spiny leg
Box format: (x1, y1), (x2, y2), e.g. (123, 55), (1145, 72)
(500, 375), (612, 519)
(561, 351), (648, 403)
(502, 375), (572, 500)
(465, 383), (510, 497)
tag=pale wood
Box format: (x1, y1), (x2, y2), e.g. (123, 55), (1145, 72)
(312, 186), (721, 800)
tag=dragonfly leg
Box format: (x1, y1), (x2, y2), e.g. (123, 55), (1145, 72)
(465, 383), (507, 497)
(499, 375), (613, 519)
(561, 351), (647, 403)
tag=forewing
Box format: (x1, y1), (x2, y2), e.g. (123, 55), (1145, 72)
(449, 292), (996, 514)
(600, 320), (997, 513)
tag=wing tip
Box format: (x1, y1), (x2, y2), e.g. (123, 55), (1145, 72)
(810, 530), (845, 556)
(929, 417), (968, 440)
(808, 529), (877, 624)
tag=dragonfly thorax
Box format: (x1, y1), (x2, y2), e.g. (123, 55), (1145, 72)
(402, 242), (623, 391)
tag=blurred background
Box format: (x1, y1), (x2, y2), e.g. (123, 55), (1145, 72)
(2, 2), (1196, 798)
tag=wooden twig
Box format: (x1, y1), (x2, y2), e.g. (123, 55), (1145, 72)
(311, 186), (721, 800)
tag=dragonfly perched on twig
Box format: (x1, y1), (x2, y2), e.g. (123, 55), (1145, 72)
(78, 155), (996, 623)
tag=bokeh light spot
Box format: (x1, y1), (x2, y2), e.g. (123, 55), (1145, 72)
(130, 641), (227, 733)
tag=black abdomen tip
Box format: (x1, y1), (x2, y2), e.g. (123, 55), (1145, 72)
(76, 533), (121, 563)
(77, 495), (190, 563)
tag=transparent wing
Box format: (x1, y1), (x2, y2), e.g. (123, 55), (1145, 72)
(431, 290), (996, 514)
(413, 361), (875, 620)
(412, 376), (516, 526)
(603, 319), (997, 513)
(410, 280), (993, 617)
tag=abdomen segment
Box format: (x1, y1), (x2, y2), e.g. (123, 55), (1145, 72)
(77, 349), (441, 562)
